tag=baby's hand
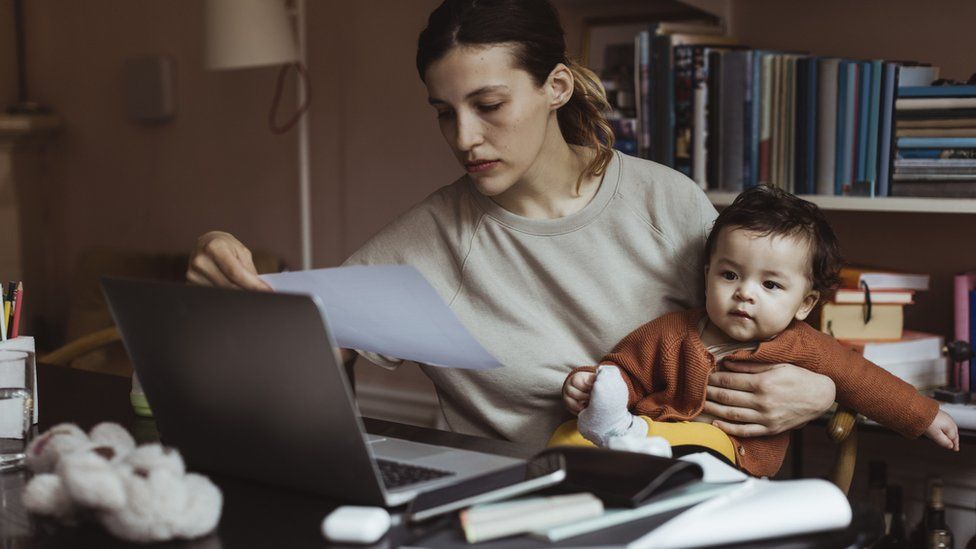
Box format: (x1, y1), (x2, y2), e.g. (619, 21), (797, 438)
(925, 410), (960, 451)
(562, 371), (596, 415)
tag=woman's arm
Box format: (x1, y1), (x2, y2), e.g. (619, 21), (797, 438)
(702, 362), (836, 437)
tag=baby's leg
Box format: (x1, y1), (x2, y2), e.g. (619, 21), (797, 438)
(577, 365), (647, 446)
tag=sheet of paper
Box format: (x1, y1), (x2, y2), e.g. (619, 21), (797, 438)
(262, 266), (502, 370)
(678, 452), (749, 483)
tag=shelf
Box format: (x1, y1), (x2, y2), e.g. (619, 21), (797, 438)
(706, 191), (976, 214)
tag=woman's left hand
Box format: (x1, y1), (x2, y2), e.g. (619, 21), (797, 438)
(702, 362), (836, 437)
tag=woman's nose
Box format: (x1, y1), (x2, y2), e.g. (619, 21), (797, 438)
(455, 112), (484, 151)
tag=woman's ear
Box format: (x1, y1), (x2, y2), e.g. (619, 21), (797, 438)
(546, 63), (574, 110)
(794, 290), (821, 321)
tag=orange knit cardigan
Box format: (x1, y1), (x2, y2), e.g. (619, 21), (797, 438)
(571, 309), (940, 477)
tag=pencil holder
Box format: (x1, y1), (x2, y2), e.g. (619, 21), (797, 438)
(0, 336), (37, 441)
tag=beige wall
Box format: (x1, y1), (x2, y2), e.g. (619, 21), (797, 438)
(13, 0), (976, 346)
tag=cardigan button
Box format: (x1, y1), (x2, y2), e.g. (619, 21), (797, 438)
(738, 446), (745, 456)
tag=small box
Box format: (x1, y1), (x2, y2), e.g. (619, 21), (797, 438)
(122, 54), (177, 124)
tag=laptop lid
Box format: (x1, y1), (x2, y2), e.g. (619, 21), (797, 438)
(102, 277), (390, 505)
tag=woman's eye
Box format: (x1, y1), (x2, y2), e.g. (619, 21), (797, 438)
(478, 103), (503, 113)
(763, 281), (782, 290)
(721, 271), (736, 281)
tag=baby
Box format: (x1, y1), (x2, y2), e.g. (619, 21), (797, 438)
(552, 186), (959, 477)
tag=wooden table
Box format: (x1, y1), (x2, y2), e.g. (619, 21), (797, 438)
(0, 364), (882, 548)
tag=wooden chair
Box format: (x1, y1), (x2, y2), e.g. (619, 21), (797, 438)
(49, 249), (284, 376)
(826, 406), (860, 494)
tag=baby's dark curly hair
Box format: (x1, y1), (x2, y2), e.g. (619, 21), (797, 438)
(704, 185), (843, 299)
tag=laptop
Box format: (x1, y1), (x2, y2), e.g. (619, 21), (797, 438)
(101, 277), (523, 507)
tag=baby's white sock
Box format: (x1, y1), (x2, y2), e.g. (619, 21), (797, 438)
(577, 365), (648, 447)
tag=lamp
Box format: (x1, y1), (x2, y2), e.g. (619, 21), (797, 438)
(203, 0), (313, 270)
(204, 0), (298, 70)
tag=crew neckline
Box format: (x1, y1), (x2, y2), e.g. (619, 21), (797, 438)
(468, 150), (621, 236)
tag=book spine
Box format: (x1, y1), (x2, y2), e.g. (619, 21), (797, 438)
(652, 35), (675, 166)
(804, 57), (819, 194)
(706, 49), (723, 190)
(877, 63), (898, 197)
(742, 50), (756, 189)
(816, 59), (840, 194)
(638, 30), (653, 159)
(750, 51), (763, 188)
(865, 60), (883, 196)
(898, 85), (976, 98)
(856, 61), (872, 187)
(834, 61), (851, 195)
(954, 274), (972, 391)
(720, 50), (747, 191)
(759, 54), (773, 185)
(693, 83), (708, 188)
(673, 45), (696, 178)
(897, 137), (976, 148)
(970, 290), (976, 392)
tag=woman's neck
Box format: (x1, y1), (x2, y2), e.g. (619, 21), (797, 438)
(490, 129), (601, 219)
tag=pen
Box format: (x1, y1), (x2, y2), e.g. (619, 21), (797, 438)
(11, 282), (23, 339)
(0, 294), (6, 341)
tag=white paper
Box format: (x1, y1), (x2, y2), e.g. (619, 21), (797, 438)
(0, 337), (36, 439)
(679, 452), (749, 483)
(262, 266), (502, 370)
(630, 478), (851, 548)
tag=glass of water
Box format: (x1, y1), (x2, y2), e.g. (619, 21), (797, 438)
(0, 350), (34, 471)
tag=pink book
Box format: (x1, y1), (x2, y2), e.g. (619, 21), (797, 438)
(953, 273), (976, 390)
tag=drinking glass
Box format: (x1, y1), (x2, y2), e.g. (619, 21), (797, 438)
(0, 350), (34, 471)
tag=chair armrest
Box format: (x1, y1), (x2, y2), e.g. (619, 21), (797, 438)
(41, 327), (122, 367)
(827, 406), (859, 495)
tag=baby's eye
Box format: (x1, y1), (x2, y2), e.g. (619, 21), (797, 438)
(763, 281), (783, 290)
(721, 271), (737, 281)
(478, 103), (504, 113)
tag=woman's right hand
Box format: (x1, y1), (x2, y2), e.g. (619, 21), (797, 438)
(186, 231), (272, 291)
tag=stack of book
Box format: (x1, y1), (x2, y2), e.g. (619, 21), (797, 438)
(614, 27), (976, 198)
(891, 84), (976, 197)
(821, 267), (945, 390)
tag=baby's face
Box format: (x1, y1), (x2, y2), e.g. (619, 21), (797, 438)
(705, 227), (820, 342)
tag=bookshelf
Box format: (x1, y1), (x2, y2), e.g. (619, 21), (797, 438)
(707, 192), (976, 214)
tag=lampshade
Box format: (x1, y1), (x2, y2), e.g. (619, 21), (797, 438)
(204, 0), (298, 70)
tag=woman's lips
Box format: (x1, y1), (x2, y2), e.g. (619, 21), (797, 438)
(465, 160), (499, 173)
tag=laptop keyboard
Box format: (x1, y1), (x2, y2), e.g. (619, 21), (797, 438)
(376, 458), (455, 490)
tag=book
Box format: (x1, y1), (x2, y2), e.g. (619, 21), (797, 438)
(460, 493), (604, 543)
(896, 128), (976, 137)
(835, 61), (858, 195)
(530, 482), (739, 542)
(719, 50), (749, 191)
(839, 331), (942, 365)
(897, 117), (976, 128)
(815, 58), (841, 194)
(891, 181), (976, 197)
(758, 53), (774, 185)
(897, 137), (976, 149)
(855, 61), (872, 189)
(896, 65), (940, 87)
(877, 62), (899, 197)
(839, 266), (930, 291)
(896, 97), (976, 110)
(820, 303), (904, 341)
(953, 272), (976, 391)
(833, 288), (914, 304)
(898, 85), (976, 98)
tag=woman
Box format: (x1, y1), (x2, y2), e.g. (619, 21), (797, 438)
(187, 0), (835, 449)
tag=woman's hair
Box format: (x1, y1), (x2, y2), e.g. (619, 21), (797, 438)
(704, 185), (844, 299)
(416, 0), (614, 193)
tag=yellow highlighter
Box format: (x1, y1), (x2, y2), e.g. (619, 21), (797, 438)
(1, 297), (6, 341)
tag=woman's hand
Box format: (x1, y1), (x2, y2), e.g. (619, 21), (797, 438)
(562, 371), (596, 415)
(186, 231), (272, 291)
(703, 361), (836, 437)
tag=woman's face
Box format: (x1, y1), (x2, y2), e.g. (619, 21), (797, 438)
(424, 44), (563, 197)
